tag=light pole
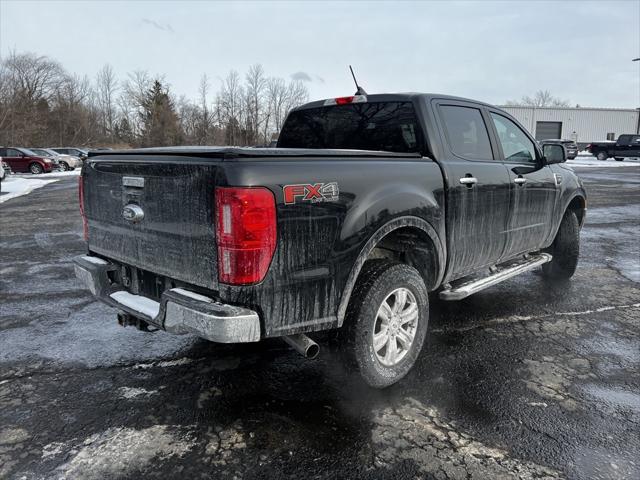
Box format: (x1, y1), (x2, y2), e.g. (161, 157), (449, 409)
(635, 59), (640, 133)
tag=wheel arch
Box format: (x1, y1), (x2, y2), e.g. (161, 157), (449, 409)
(566, 194), (586, 227)
(337, 216), (445, 326)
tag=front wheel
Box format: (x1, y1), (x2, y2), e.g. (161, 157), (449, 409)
(60, 161), (70, 171)
(543, 211), (580, 280)
(29, 163), (44, 174)
(596, 152), (608, 161)
(343, 260), (429, 388)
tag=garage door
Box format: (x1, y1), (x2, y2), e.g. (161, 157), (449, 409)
(535, 121), (562, 140)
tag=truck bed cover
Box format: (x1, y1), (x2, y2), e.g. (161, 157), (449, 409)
(88, 147), (423, 160)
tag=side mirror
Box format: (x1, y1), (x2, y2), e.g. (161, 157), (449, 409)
(543, 144), (566, 164)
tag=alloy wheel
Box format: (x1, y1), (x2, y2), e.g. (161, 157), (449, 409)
(372, 287), (418, 366)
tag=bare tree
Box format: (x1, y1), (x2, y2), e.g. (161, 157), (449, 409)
(196, 73), (211, 144)
(0, 51), (64, 144)
(506, 90), (570, 107)
(95, 64), (118, 140)
(244, 64), (266, 144)
(219, 70), (244, 145)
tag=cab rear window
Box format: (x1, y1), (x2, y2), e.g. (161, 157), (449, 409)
(277, 102), (424, 154)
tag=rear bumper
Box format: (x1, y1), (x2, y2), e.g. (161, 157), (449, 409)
(73, 255), (261, 343)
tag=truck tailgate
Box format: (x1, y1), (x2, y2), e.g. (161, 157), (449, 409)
(83, 158), (220, 290)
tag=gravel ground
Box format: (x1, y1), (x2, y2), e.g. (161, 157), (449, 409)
(0, 165), (638, 479)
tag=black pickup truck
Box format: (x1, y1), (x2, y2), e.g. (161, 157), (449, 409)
(74, 93), (586, 387)
(586, 134), (640, 161)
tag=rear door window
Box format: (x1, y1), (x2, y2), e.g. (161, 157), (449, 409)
(277, 101), (424, 154)
(438, 105), (494, 160)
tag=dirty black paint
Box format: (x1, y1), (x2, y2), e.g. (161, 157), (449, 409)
(80, 94), (586, 339)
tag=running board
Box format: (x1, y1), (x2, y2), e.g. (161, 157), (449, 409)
(439, 253), (552, 301)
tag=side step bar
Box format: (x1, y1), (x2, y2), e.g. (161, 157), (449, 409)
(439, 253), (552, 301)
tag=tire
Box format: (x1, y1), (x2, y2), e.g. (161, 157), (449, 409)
(596, 152), (608, 161)
(342, 260), (429, 388)
(29, 163), (44, 174)
(60, 161), (69, 171)
(615, 157), (624, 162)
(543, 211), (580, 280)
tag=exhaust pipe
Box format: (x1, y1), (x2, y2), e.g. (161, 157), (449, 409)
(283, 334), (319, 359)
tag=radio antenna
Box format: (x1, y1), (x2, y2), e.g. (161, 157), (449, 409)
(349, 65), (368, 95)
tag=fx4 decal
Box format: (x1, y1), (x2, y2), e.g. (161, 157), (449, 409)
(283, 182), (339, 205)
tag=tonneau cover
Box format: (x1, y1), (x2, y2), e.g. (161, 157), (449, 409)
(88, 146), (422, 159)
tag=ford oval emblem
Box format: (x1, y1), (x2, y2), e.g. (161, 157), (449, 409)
(122, 204), (144, 223)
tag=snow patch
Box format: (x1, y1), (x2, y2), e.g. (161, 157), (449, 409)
(0, 177), (59, 203)
(134, 357), (196, 369)
(171, 287), (213, 303)
(81, 255), (109, 265)
(118, 386), (158, 399)
(55, 426), (195, 479)
(567, 157), (640, 168)
(109, 291), (160, 319)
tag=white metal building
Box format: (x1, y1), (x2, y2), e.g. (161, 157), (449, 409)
(499, 106), (640, 147)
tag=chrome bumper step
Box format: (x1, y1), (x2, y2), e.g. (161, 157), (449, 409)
(439, 253), (552, 301)
(73, 255), (261, 343)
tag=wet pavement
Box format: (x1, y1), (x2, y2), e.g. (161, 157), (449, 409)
(0, 165), (638, 479)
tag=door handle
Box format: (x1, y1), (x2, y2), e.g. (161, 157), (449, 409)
(514, 176), (527, 185)
(459, 176), (478, 186)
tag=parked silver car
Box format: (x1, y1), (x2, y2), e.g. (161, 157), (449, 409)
(30, 148), (82, 171)
(50, 147), (88, 161)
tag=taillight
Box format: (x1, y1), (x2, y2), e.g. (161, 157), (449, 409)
(78, 175), (88, 240)
(323, 95), (367, 106)
(215, 187), (276, 285)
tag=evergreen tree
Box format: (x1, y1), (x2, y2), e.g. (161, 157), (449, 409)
(139, 80), (182, 146)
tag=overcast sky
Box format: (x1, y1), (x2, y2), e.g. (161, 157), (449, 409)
(1, 0), (639, 108)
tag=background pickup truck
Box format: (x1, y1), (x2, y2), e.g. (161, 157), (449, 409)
(74, 93), (586, 388)
(586, 134), (640, 161)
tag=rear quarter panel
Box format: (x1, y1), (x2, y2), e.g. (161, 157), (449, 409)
(218, 157), (445, 337)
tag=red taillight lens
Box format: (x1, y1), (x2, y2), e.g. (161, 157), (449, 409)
(78, 175), (88, 241)
(335, 96), (355, 105)
(215, 187), (276, 285)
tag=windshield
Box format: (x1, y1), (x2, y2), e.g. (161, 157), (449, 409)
(277, 101), (424, 154)
(20, 148), (38, 156)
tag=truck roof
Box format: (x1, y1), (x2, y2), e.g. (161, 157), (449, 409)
(291, 92), (497, 111)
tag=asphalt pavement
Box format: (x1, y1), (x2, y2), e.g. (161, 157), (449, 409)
(0, 165), (638, 479)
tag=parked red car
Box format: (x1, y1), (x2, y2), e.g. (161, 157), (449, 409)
(0, 147), (55, 174)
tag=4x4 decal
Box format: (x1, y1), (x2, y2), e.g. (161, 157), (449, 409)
(283, 182), (339, 204)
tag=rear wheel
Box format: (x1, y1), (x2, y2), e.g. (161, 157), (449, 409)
(596, 152), (608, 161)
(29, 163), (43, 174)
(343, 260), (429, 388)
(543, 211), (580, 280)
